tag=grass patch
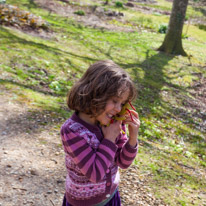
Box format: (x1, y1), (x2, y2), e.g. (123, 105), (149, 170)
(1, 0), (206, 205)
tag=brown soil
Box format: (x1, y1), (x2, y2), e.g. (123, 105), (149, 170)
(35, 0), (137, 33)
(0, 85), (66, 206)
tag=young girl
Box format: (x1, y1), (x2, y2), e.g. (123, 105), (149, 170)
(61, 60), (140, 206)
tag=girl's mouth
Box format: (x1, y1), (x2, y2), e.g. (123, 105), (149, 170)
(107, 114), (113, 119)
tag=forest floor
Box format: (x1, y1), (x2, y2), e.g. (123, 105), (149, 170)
(0, 86), (167, 206)
(1, 0), (206, 205)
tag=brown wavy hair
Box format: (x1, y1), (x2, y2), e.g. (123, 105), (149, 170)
(67, 60), (136, 117)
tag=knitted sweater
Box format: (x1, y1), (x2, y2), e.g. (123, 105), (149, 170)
(60, 112), (138, 206)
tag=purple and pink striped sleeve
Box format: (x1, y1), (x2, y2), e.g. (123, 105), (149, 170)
(115, 125), (138, 169)
(61, 126), (118, 183)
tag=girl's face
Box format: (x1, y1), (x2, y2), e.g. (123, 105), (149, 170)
(96, 89), (130, 125)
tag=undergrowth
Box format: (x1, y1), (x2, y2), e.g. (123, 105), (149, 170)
(0, 0), (206, 205)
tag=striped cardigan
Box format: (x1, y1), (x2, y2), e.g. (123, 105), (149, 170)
(60, 112), (138, 206)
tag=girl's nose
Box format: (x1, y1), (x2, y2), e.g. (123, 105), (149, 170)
(115, 104), (122, 113)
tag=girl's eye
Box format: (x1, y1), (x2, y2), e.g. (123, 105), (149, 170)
(121, 102), (126, 107)
(113, 100), (117, 104)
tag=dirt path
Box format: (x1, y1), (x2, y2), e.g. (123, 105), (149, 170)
(0, 85), (167, 206)
(0, 85), (66, 206)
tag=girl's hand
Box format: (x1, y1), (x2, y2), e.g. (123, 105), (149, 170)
(101, 120), (122, 143)
(123, 110), (140, 147)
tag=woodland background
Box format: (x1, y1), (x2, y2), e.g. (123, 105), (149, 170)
(0, 0), (205, 205)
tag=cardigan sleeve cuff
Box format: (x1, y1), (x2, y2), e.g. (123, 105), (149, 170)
(125, 140), (138, 153)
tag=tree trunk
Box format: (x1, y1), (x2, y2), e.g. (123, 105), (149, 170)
(158, 0), (188, 56)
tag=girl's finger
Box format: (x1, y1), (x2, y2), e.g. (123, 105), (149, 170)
(124, 115), (138, 122)
(124, 117), (140, 126)
(129, 110), (139, 118)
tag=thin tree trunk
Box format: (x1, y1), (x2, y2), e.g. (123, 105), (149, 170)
(158, 0), (188, 56)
